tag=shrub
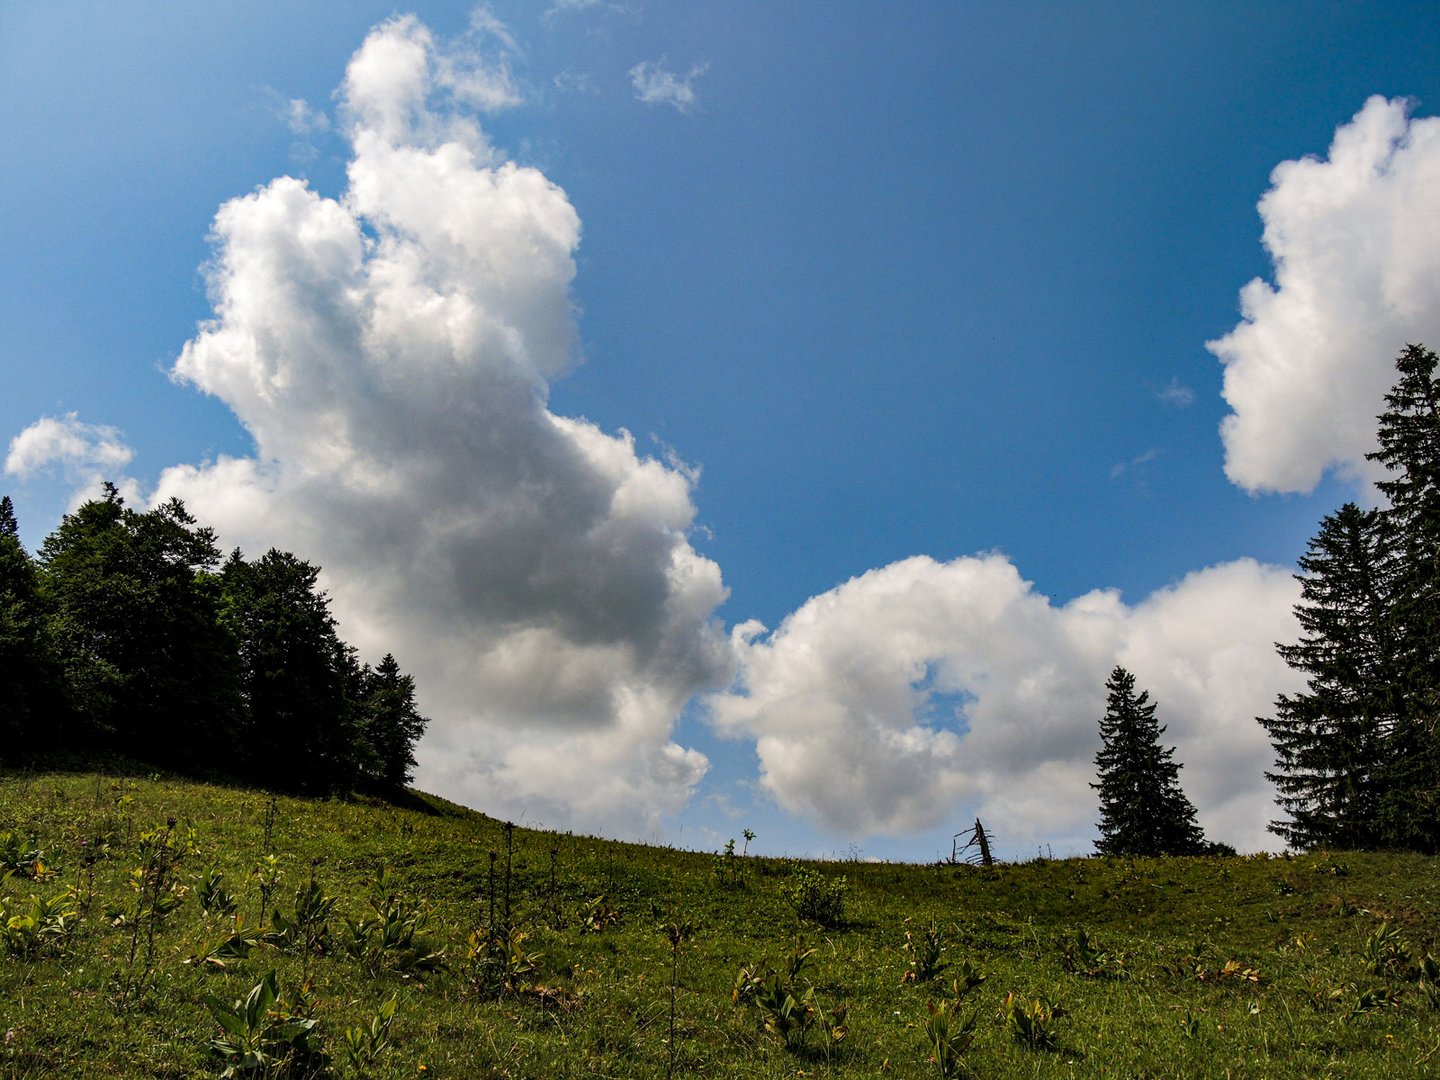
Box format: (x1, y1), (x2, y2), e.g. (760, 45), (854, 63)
(781, 863), (848, 928)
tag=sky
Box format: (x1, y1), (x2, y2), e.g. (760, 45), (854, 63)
(6, 2), (1440, 861)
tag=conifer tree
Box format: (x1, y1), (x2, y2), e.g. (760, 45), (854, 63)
(1365, 343), (1440, 850)
(219, 548), (356, 792)
(1092, 666), (1206, 857)
(1260, 503), (1400, 848)
(0, 496), (65, 746)
(359, 653), (429, 787)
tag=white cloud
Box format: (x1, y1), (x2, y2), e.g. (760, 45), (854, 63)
(5, 413), (140, 508)
(147, 15), (731, 836)
(629, 59), (707, 115)
(1156, 377), (1195, 408)
(284, 98), (331, 137)
(1110, 447), (1159, 479)
(707, 554), (1301, 853)
(1209, 96), (1440, 494)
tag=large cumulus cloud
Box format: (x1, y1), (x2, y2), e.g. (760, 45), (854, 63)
(1210, 96), (1440, 494)
(708, 555), (1303, 852)
(149, 15), (731, 834)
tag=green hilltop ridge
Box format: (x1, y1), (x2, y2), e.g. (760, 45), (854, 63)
(2, 766), (1439, 1077)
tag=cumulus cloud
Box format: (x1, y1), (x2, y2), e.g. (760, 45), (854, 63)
(708, 555), (1301, 853)
(629, 59), (707, 114)
(1209, 96), (1440, 494)
(5, 413), (140, 507)
(147, 14), (730, 835)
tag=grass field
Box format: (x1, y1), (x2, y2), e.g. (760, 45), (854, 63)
(2, 766), (1438, 1077)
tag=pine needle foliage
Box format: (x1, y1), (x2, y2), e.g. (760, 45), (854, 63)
(1092, 667), (1205, 857)
(1260, 503), (1400, 849)
(1265, 344), (1440, 852)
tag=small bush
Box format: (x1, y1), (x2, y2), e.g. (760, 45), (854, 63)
(781, 864), (848, 928)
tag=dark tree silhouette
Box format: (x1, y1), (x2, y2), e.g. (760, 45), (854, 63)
(1261, 503), (1400, 849)
(1093, 666), (1206, 857)
(36, 485), (240, 763)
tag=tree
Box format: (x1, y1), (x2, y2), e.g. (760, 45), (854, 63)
(0, 496), (65, 747)
(1092, 666), (1206, 857)
(1365, 343), (1440, 850)
(219, 548), (356, 792)
(36, 485), (240, 762)
(1260, 503), (1400, 849)
(358, 654), (429, 788)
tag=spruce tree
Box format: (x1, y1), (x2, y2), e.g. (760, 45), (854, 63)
(1093, 666), (1206, 857)
(0, 496), (65, 748)
(1365, 343), (1440, 850)
(219, 548), (356, 792)
(359, 653), (429, 787)
(1260, 503), (1400, 848)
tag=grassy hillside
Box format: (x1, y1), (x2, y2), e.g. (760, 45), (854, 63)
(2, 768), (1438, 1078)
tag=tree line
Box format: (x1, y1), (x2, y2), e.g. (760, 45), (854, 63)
(1091, 345), (1440, 857)
(0, 484), (427, 794)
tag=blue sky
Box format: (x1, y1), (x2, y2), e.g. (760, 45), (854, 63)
(6, 3), (1440, 860)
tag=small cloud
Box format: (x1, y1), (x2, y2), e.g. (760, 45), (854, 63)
(553, 70), (597, 96)
(629, 59), (707, 114)
(284, 98), (331, 137)
(1156, 377), (1195, 408)
(5, 413), (140, 508)
(1110, 447), (1159, 479)
(435, 9), (524, 113)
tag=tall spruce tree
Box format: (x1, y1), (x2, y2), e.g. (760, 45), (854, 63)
(1260, 503), (1400, 849)
(358, 653), (429, 788)
(0, 496), (65, 748)
(219, 548), (357, 793)
(1365, 343), (1440, 850)
(1093, 666), (1206, 857)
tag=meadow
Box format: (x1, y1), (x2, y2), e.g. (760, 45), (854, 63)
(2, 766), (1438, 1078)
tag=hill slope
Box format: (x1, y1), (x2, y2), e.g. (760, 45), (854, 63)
(2, 768), (1438, 1077)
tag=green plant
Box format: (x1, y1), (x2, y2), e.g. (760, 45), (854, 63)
(1346, 985), (1404, 1021)
(343, 869), (444, 978)
(1060, 927), (1126, 978)
(0, 883), (79, 957)
(1416, 952), (1440, 1009)
(106, 821), (186, 1005)
(339, 996), (397, 1076)
(901, 919), (947, 985)
(733, 945), (847, 1058)
(0, 830), (58, 880)
(271, 873), (338, 956)
(1363, 921), (1412, 977)
(578, 894), (622, 933)
(250, 855), (282, 928)
(949, 960), (987, 1000)
(465, 925), (543, 997)
(924, 998), (976, 1078)
(188, 917), (265, 969)
(197, 867), (239, 916)
(204, 969), (324, 1078)
(780, 863), (848, 928)
(712, 838), (742, 888)
(665, 921), (693, 1079)
(1002, 991), (1066, 1050)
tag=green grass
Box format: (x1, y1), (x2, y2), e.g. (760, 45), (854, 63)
(2, 767), (1439, 1078)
